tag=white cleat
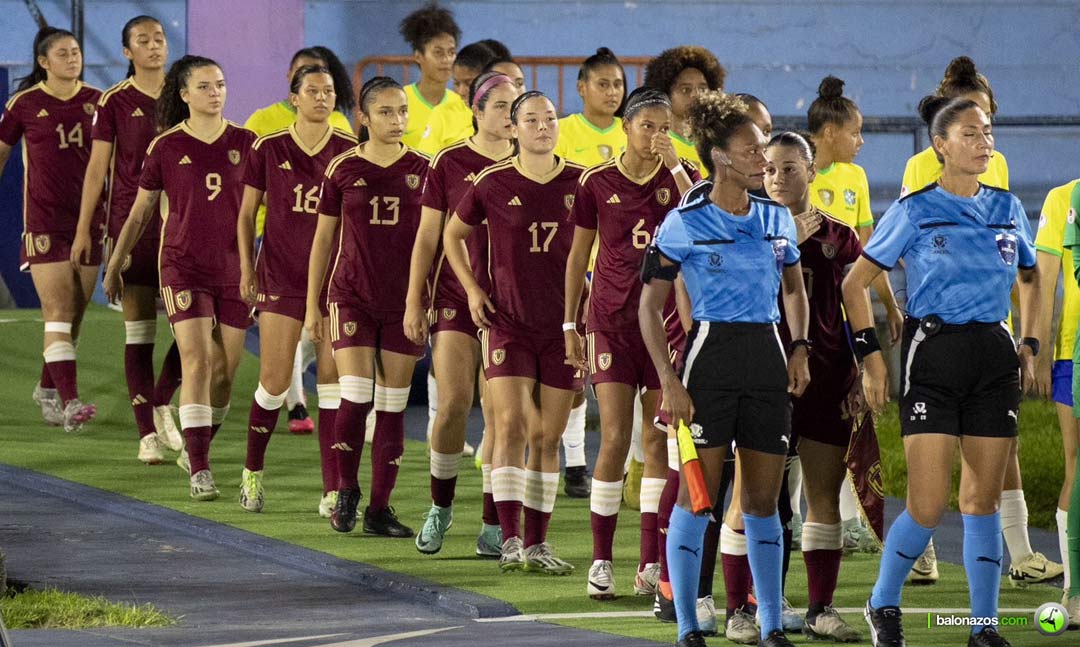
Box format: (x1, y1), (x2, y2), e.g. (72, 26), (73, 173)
(725, 606), (759, 645)
(319, 491), (338, 518)
(634, 561), (661, 596)
(32, 385), (63, 426)
(137, 434), (165, 465)
(239, 468), (264, 512)
(1008, 551), (1064, 588)
(1063, 590), (1080, 629)
(62, 399), (96, 433)
(153, 405), (184, 452)
(906, 539), (939, 584)
(190, 469), (219, 501)
(696, 595), (718, 636)
(587, 559), (615, 599)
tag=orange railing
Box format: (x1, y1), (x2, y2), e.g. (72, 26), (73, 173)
(353, 55), (651, 119)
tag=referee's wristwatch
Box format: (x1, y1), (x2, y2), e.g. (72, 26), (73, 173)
(1019, 337), (1039, 357)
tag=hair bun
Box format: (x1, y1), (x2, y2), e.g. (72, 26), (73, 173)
(943, 56), (979, 83)
(917, 94), (951, 126)
(817, 75), (845, 100)
(596, 46), (614, 57)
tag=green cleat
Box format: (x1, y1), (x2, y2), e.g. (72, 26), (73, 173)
(415, 504), (453, 554)
(239, 468), (264, 512)
(476, 523), (502, 558)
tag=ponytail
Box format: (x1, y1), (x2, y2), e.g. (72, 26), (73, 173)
(121, 15), (162, 78)
(15, 27), (77, 92)
(157, 55), (220, 131)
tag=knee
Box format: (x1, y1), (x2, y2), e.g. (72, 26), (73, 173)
(436, 391), (471, 424)
(906, 499), (946, 527)
(959, 491), (1000, 517)
(181, 353), (212, 383)
(741, 490), (778, 518)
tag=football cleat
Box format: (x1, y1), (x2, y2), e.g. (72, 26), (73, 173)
(137, 434), (164, 465)
(654, 584), (676, 623)
(318, 491), (338, 519)
(499, 536), (526, 572)
(62, 399), (96, 433)
(476, 523), (502, 558)
(676, 630), (707, 647)
(176, 448), (190, 474)
(842, 517), (881, 554)
(330, 488), (362, 533)
(864, 599), (905, 647)
(189, 469), (220, 501)
(696, 595), (718, 636)
(33, 384), (63, 426)
(415, 504), (453, 554)
(906, 540), (938, 584)
(1062, 590), (1080, 629)
(524, 542), (574, 575)
(758, 629), (796, 647)
(153, 405), (184, 451)
(804, 606), (861, 642)
(634, 562), (661, 596)
(1007, 551), (1063, 588)
(726, 606), (760, 645)
(967, 627), (1011, 647)
(239, 468), (264, 512)
(363, 505), (413, 538)
(587, 560), (615, 600)
(564, 465), (591, 498)
(287, 403), (314, 434)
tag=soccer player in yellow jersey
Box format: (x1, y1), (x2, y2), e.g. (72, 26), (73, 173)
(398, 2), (460, 148)
(554, 48), (626, 167)
(644, 46), (726, 178)
(416, 41), (498, 156)
(901, 57), (1009, 196)
(1034, 179), (1080, 598)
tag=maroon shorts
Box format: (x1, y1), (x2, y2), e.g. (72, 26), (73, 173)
(653, 346), (684, 430)
(328, 302), (424, 357)
(161, 284), (251, 329)
(104, 234), (159, 288)
(482, 327), (584, 391)
(430, 302), (480, 339)
(255, 289), (329, 321)
(20, 230), (102, 269)
(791, 362), (858, 448)
(587, 329), (661, 391)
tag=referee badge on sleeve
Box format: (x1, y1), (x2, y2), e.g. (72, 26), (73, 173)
(995, 233), (1017, 266)
(770, 237), (789, 272)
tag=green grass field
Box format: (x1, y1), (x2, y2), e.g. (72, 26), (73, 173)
(0, 305), (1070, 645)
(0, 586), (174, 630)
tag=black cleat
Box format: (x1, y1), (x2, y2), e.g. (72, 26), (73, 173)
(654, 589), (676, 623)
(564, 465), (591, 498)
(758, 629), (796, 647)
(330, 488), (361, 533)
(864, 599), (905, 647)
(676, 630), (707, 647)
(968, 628), (1011, 647)
(363, 505), (414, 538)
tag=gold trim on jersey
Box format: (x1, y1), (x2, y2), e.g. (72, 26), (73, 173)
(465, 136), (514, 162)
(511, 156), (566, 184)
(480, 329), (491, 370)
(472, 158), (515, 185)
(145, 123), (184, 155)
(288, 122), (334, 157)
(36, 80), (84, 101)
(98, 79), (129, 106)
(180, 118), (228, 145)
(356, 142), (407, 168)
(127, 77), (161, 100)
(615, 155), (663, 186)
(324, 147), (360, 181)
(4, 85), (37, 111)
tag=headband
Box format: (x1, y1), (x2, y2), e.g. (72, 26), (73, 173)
(472, 74), (514, 109)
(623, 95), (671, 121)
(510, 90), (546, 121)
(360, 77), (400, 106)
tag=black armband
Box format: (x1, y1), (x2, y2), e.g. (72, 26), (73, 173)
(641, 244), (679, 283)
(851, 327), (881, 360)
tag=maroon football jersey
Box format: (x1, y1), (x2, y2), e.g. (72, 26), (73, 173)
(320, 143), (429, 311)
(0, 81), (103, 236)
(243, 125), (356, 297)
(455, 157), (586, 337)
(92, 79), (159, 238)
(571, 157), (699, 332)
(140, 121), (256, 288)
(778, 208), (862, 366)
(421, 139), (510, 306)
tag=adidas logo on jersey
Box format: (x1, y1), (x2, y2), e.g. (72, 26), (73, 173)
(179, 155), (192, 165)
(36, 109), (49, 118)
(131, 108), (144, 117)
(353, 178), (367, 187)
(508, 196), (522, 206)
(279, 161), (292, 170)
(607, 194), (621, 204)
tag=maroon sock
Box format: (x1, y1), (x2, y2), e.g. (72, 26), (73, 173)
(124, 343), (157, 438)
(244, 400), (281, 471)
(804, 548), (843, 608)
(40, 362), (54, 389)
(657, 468), (680, 584)
(184, 426), (212, 473)
(722, 550), (752, 614)
(153, 341), (182, 406)
(318, 406), (338, 493)
(640, 511), (659, 569)
(699, 519), (721, 597)
(495, 500), (522, 541)
(333, 399), (371, 490)
(591, 512), (619, 561)
(47, 360), (79, 404)
(524, 506), (551, 548)
(431, 475), (457, 508)
(368, 410), (405, 511)
(483, 492), (499, 526)
(210, 423), (222, 440)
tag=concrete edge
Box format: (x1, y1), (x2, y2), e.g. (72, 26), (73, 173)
(0, 463), (519, 619)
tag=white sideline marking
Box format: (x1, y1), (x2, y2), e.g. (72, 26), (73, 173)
(200, 628), (460, 647)
(475, 608), (1038, 623)
(198, 635), (349, 647)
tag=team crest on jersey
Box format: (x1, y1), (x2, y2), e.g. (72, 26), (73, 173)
(564, 194), (575, 210)
(406, 174), (421, 189)
(708, 252), (723, 268)
(996, 233), (1017, 266)
(843, 189), (856, 206)
(1069, 208), (1076, 225)
(33, 234), (51, 254)
(932, 235), (948, 254)
(656, 188), (671, 206)
(598, 352), (612, 371)
(228, 149), (241, 166)
(83, 102), (95, 115)
(441, 307), (457, 321)
(343, 321), (357, 336)
(269, 295), (280, 302)
(597, 145), (613, 160)
(492, 348), (506, 366)
(821, 242), (837, 259)
(817, 189), (834, 206)
(175, 290), (192, 312)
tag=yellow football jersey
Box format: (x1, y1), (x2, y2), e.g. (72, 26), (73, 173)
(809, 162), (873, 229)
(404, 83), (455, 149)
(417, 93), (472, 156)
(554, 113), (626, 167)
(900, 146), (1009, 196)
(670, 131), (708, 178)
(1035, 179), (1080, 361)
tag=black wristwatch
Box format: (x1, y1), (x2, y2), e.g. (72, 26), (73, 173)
(1020, 337), (1039, 357)
(789, 339), (812, 355)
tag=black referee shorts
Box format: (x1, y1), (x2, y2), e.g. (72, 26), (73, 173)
(679, 321), (791, 455)
(899, 318), (1019, 438)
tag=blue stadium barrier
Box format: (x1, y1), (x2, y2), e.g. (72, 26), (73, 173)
(0, 67), (39, 308)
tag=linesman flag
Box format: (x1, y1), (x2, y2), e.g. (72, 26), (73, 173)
(846, 413), (884, 546)
(674, 421), (712, 515)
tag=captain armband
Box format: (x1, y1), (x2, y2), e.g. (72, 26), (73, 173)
(851, 327), (882, 360)
(641, 244), (679, 283)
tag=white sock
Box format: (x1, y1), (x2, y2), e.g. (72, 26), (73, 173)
(524, 469), (544, 510)
(482, 464), (494, 495)
(285, 341), (305, 409)
(801, 521), (843, 552)
(590, 479), (622, 517)
(720, 522), (747, 556)
(1057, 507), (1071, 590)
(426, 372), (438, 442)
(540, 471), (559, 513)
(491, 466), (525, 504)
(562, 401), (586, 468)
(839, 473), (859, 523)
(253, 383), (288, 411)
(1001, 489), (1034, 564)
(787, 456), (803, 518)
(641, 477), (665, 514)
(430, 449), (461, 481)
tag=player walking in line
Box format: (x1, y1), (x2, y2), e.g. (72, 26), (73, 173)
(554, 47), (627, 168)
(643, 46), (726, 175)
(399, 2), (461, 149)
(415, 41), (497, 156)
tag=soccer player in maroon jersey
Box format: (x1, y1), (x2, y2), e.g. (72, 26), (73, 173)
(70, 15), (184, 463)
(405, 71), (520, 556)
(562, 87), (697, 599)
(764, 132), (865, 641)
(443, 91), (586, 574)
(235, 65), (357, 515)
(306, 77), (428, 539)
(103, 55), (256, 501)
(0, 27), (102, 433)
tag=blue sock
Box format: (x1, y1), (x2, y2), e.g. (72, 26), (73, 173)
(744, 512), (784, 637)
(963, 512), (1002, 634)
(870, 509), (935, 609)
(667, 505), (708, 640)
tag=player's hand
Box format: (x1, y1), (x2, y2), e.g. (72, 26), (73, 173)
(403, 300), (429, 346)
(863, 352), (890, 414)
(1033, 352), (1053, 400)
(466, 287), (495, 329)
(69, 231), (92, 270)
(661, 374), (694, 426)
(886, 306), (904, 344)
(651, 132), (679, 169)
(787, 346), (811, 397)
(239, 266), (258, 306)
(841, 376), (868, 420)
(563, 330), (588, 372)
(102, 264), (123, 305)
(1018, 344), (1037, 396)
(304, 306), (323, 344)
(793, 210), (822, 244)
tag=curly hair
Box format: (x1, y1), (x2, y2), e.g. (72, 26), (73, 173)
(807, 75), (860, 134)
(688, 91), (752, 176)
(935, 56), (997, 115)
(643, 46), (726, 96)
(399, 2), (461, 52)
(157, 55), (220, 131)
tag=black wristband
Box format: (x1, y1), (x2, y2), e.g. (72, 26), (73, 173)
(789, 339), (812, 355)
(852, 327), (881, 360)
(1020, 337), (1040, 357)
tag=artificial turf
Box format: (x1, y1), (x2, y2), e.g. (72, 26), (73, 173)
(0, 305), (1069, 645)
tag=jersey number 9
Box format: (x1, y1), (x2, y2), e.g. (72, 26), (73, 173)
(529, 221), (558, 253)
(206, 173), (222, 201)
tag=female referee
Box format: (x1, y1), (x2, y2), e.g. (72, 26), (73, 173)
(847, 96), (1039, 647)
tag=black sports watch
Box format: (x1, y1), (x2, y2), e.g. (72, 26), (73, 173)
(789, 339), (812, 355)
(1020, 337), (1039, 357)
